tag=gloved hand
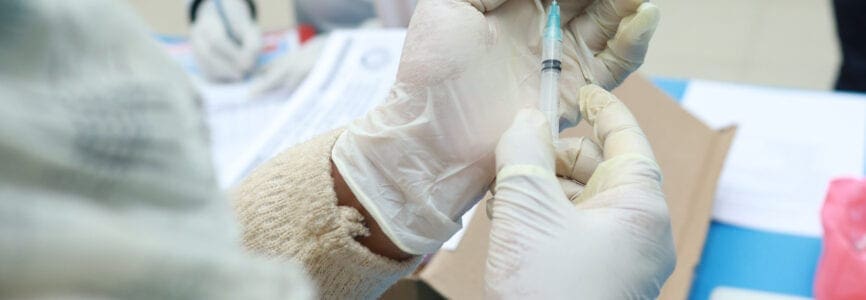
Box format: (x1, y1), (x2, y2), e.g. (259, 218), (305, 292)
(484, 85), (675, 299)
(190, 0), (262, 82)
(332, 0), (660, 254)
(249, 19), (381, 96)
(248, 35), (327, 96)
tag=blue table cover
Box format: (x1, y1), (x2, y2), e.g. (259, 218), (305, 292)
(650, 78), (823, 299)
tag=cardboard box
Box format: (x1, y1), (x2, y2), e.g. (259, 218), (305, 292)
(382, 74), (737, 299)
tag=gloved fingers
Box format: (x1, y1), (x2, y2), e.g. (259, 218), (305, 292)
(488, 173), (587, 219)
(193, 43), (244, 81)
(248, 59), (306, 97)
(486, 177), (584, 219)
(575, 154), (662, 205)
(557, 52), (610, 127)
(567, 0), (646, 53)
(494, 109), (555, 175)
(190, 0), (264, 82)
(490, 109), (574, 225)
(579, 84), (654, 161)
(248, 61), (293, 97)
(573, 84), (662, 200)
(462, 0), (511, 12)
(558, 177), (586, 204)
(595, 2), (660, 82)
(199, 49), (243, 81)
(249, 35), (326, 96)
(555, 0), (594, 25)
(236, 24), (263, 75)
(555, 137), (602, 185)
(491, 108), (553, 219)
(212, 0), (260, 71)
(206, 27), (247, 66)
(194, 8), (247, 62)
(191, 27), (246, 81)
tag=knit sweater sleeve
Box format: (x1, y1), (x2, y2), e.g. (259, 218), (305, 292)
(232, 129), (422, 299)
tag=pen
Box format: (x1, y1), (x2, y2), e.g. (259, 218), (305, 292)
(214, 0), (243, 46)
(540, 0), (562, 140)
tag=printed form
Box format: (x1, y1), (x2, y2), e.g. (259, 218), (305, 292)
(162, 30), (305, 187)
(198, 80), (299, 185)
(682, 80), (866, 237)
(194, 29), (479, 251)
(222, 30), (407, 187)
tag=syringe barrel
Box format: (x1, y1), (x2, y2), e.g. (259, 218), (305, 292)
(540, 38), (562, 140)
(540, 70), (560, 140)
(542, 36), (562, 62)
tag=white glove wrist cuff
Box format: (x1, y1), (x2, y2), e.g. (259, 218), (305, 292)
(332, 133), (460, 255)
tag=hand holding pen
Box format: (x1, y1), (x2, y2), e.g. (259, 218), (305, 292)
(190, 0), (263, 82)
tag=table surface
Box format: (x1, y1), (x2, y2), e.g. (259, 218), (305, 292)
(652, 78), (823, 300)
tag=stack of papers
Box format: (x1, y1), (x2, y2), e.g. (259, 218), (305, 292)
(682, 80), (866, 237)
(161, 30), (305, 187)
(198, 80), (299, 185)
(167, 28), (480, 251)
(162, 30), (408, 187)
(222, 30), (407, 186)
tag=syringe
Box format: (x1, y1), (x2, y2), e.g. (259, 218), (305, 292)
(540, 0), (562, 140)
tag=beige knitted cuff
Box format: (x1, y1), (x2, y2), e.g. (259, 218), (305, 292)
(232, 129), (422, 299)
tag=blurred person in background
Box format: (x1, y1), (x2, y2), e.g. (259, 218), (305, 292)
(0, 0), (672, 299)
(832, 0), (866, 92)
(188, 0), (396, 93)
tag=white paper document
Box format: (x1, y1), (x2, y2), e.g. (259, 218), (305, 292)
(162, 29), (405, 187)
(197, 80), (299, 185)
(682, 80), (866, 237)
(223, 29), (407, 186)
(161, 30), (304, 187)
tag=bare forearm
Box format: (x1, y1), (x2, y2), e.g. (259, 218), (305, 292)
(234, 129), (422, 298)
(331, 161), (413, 261)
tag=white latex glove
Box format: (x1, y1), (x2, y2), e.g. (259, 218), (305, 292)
(249, 19), (381, 96)
(248, 36), (327, 96)
(332, 0), (661, 254)
(191, 0), (262, 82)
(484, 85), (675, 299)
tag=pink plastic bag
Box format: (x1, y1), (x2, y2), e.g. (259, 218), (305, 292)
(815, 178), (866, 300)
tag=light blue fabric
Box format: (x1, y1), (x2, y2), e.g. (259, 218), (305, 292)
(690, 222), (821, 299)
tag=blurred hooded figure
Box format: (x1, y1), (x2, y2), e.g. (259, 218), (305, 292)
(0, 1), (425, 299)
(0, 0), (312, 298)
(188, 0), (414, 91)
